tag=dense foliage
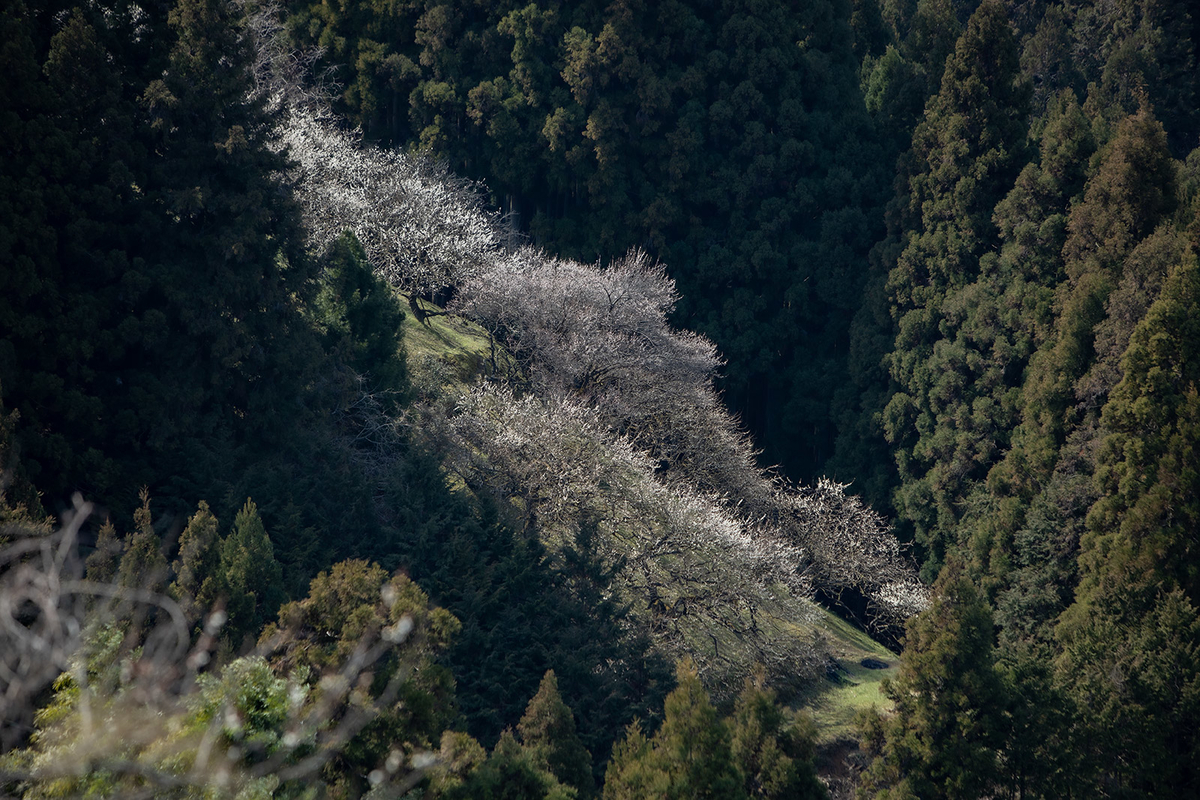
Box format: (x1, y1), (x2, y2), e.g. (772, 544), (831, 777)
(281, 0), (893, 478)
(272, 0), (1200, 794)
(4, 0), (1200, 796)
(849, 0), (1200, 796)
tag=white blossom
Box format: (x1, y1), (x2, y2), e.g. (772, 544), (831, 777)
(245, 0), (926, 678)
(280, 109), (501, 296)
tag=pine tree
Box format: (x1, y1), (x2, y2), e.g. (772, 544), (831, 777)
(518, 671), (596, 799)
(220, 499), (285, 648)
(859, 565), (1006, 799)
(603, 659), (745, 800)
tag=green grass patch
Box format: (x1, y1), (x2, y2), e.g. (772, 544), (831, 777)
(801, 608), (899, 744)
(401, 295), (519, 395)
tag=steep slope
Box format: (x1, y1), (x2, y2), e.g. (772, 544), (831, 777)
(394, 293), (902, 736)
(280, 94), (923, 695)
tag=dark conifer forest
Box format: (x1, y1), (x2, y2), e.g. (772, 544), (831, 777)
(1, 0), (1198, 796)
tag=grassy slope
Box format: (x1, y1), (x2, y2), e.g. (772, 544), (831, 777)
(401, 297), (897, 742)
(806, 608), (898, 743)
(401, 295), (517, 395)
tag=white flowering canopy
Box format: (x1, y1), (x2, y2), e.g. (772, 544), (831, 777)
(261, 17), (927, 683)
(281, 108), (500, 296)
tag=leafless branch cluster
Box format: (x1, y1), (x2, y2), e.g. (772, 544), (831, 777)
(0, 497), (190, 753)
(428, 386), (826, 692)
(0, 502), (441, 797)
(238, 0), (332, 114)
(1, 497), (90, 750)
(451, 249), (751, 485)
(453, 248), (779, 505)
(451, 248), (926, 633)
(237, 1), (502, 296)
(773, 481), (928, 628)
(453, 248), (717, 398)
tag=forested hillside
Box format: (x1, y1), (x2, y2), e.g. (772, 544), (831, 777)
(2, 0), (1199, 796)
(280, 0), (1200, 792)
(283, 0), (893, 480)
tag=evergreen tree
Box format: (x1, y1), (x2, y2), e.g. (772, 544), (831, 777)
(315, 230), (409, 404)
(0, 386), (42, 523)
(1056, 589), (1200, 796)
(441, 730), (576, 800)
(859, 565), (1006, 799)
(1025, 104), (1177, 467)
(991, 651), (1084, 797)
(983, 104), (1176, 648)
(397, 486), (668, 768)
(601, 723), (666, 800)
(948, 90), (1096, 588)
(603, 659), (745, 800)
(0, 0), (152, 509)
(0, 0), (334, 544)
(859, 43), (928, 160)
(1054, 247), (1200, 794)
(135, 0), (315, 450)
(1062, 105), (1177, 279)
(729, 671), (825, 800)
(114, 489), (170, 597)
(261, 560), (461, 794)
(990, 104), (1177, 582)
(1020, 4), (1080, 116)
(84, 519), (123, 587)
(168, 500), (223, 627)
(894, 0), (973, 97)
(1072, 0), (1199, 157)
(518, 671), (596, 799)
(850, 0), (890, 59)
(880, 0), (1030, 574)
(220, 499), (285, 648)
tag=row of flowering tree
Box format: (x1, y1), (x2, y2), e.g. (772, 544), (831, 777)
(269, 5), (924, 690)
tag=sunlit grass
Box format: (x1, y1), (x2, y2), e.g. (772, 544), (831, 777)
(401, 294), (518, 395)
(401, 293), (900, 745)
(801, 608), (898, 743)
